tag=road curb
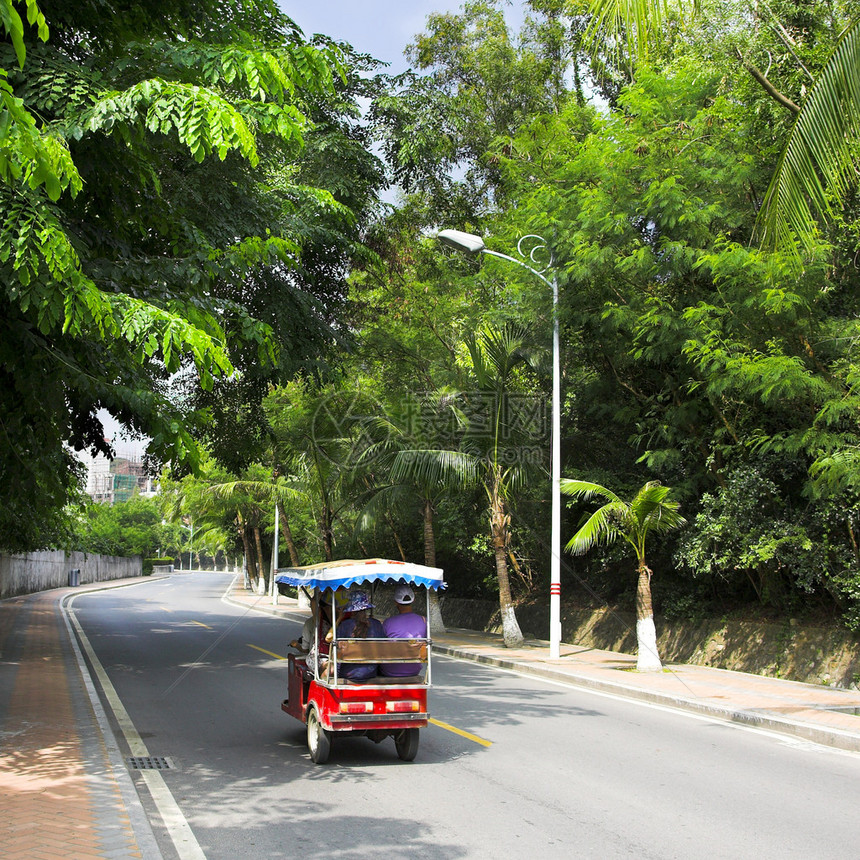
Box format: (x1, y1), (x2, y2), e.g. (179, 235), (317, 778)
(221, 592), (306, 621)
(433, 643), (860, 753)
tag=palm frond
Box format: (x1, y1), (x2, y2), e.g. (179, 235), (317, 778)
(560, 479), (621, 505)
(629, 481), (671, 520)
(464, 333), (490, 389)
(354, 482), (414, 534)
(565, 502), (626, 555)
(499, 460), (538, 495)
(630, 482), (686, 534)
(391, 449), (480, 489)
(206, 480), (265, 500)
(757, 18), (860, 259)
(355, 433), (399, 468)
(481, 325), (527, 383)
(206, 478), (306, 506)
(584, 0), (697, 61)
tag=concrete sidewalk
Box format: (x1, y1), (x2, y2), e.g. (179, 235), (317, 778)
(231, 585), (860, 754)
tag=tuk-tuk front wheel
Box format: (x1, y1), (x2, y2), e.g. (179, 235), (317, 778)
(307, 706), (331, 764)
(394, 728), (419, 762)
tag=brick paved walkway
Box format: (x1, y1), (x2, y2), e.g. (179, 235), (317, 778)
(0, 585), (158, 860)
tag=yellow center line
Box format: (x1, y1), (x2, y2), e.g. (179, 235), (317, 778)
(190, 621), (212, 629)
(429, 717), (492, 747)
(248, 644), (287, 660)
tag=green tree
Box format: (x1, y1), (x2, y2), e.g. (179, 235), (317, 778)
(204, 464), (281, 592)
(74, 495), (170, 558)
(355, 391), (473, 632)
(159, 456), (245, 573)
(0, 0), (371, 549)
(582, 0), (860, 259)
(265, 377), (383, 563)
(562, 480), (686, 670)
(503, 52), (860, 617)
(371, 0), (566, 224)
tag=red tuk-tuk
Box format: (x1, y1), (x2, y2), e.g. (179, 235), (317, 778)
(276, 559), (445, 764)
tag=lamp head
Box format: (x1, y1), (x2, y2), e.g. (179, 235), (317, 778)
(437, 229), (486, 255)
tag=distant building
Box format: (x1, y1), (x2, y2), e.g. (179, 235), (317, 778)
(85, 449), (156, 504)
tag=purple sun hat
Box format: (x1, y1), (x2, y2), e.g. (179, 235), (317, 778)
(344, 590), (374, 613)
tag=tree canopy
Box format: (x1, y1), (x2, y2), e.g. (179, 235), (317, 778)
(9, 0), (860, 638)
(0, 0), (382, 549)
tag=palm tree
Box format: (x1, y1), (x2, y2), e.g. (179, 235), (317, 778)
(355, 391), (466, 633)
(584, 0), (860, 260)
(206, 466), (308, 582)
(562, 479), (686, 671)
(206, 474), (270, 593)
(159, 458), (241, 573)
(353, 475), (446, 633)
(394, 326), (541, 647)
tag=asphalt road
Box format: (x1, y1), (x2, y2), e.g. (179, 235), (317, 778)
(72, 573), (860, 860)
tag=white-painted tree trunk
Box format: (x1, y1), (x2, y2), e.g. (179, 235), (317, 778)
(501, 604), (524, 648)
(636, 615), (663, 671)
(428, 589), (446, 634)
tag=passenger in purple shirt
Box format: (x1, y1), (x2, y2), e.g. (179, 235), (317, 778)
(381, 583), (427, 677)
(336, 591), (384, 680)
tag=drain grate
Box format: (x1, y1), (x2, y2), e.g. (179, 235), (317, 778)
(128, 756), (175, 770)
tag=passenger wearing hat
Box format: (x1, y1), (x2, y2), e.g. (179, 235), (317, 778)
(381, 583), (427, 677)
(334, 591), (385, 680)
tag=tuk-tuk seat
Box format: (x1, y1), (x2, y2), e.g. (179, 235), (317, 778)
(368, 674), (424, 685)
(334, 638), (428, 664)
(334, 674), (425, 686)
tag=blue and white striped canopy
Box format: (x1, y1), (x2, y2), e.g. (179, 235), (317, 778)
(275, 558), (446, 592)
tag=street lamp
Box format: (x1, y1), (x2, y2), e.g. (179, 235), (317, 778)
(270, 503), (280, 604)
(437, 229), (562, 660)
(180, 520), (194, 571)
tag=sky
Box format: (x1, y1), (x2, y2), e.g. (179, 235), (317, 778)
(277, 0), (527, 74)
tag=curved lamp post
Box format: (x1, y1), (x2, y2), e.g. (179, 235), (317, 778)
(437, 229), (562, 659)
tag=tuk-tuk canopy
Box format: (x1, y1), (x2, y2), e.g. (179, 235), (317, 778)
(274, 559), (446, 592)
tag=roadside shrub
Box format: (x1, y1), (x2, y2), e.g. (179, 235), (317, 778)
(675, 460), (860, 624)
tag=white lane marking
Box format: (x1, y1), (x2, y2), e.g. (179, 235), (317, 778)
(66, 601), (207, 860)
(60, 597), (162, 859)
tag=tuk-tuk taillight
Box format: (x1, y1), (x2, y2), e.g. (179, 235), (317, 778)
(385, 700), (420, 713)
(338, 701), (374, 714)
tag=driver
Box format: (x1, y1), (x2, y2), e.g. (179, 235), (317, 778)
(291, 593), (332, 654)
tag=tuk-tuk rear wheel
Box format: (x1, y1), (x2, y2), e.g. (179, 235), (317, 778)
(307, 706), (331, 764)
(394, 728), (419, 761)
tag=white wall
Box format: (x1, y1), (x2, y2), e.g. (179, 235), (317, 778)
(0, 551), (142, 599)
